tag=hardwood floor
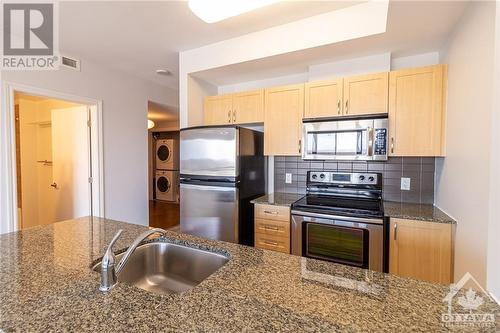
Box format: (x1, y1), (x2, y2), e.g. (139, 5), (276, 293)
(149, 200), (180, 230)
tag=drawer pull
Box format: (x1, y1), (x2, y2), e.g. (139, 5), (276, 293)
(263, 210), (278, 215)
(260, 225), (280, 231)
(263, 240), (279, 247)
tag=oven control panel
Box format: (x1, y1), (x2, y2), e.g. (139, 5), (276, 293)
(309, 172), (379, 185)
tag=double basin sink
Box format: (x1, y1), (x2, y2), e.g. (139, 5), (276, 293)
(94, 241), (229, 295)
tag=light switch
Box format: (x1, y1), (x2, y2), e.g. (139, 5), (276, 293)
(401, 177), (411, 191)
(285, 173), (292, 184)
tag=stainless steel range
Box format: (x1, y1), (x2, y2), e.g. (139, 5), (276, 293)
(291, 171), (387, 272)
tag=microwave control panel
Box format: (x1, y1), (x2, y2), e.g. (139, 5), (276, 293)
(374, 129), (387, 155)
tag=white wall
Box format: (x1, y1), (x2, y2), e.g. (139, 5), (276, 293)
(179, 0), (390, 128)
(435, 1), (496, 287)
(218, 72), (308, 94)
(390, 52), (440, 70)
(309, 53), (391, 81)
(487, 1), (500, 302)
(2, 59), (178, 226)
(187, 75), (217, 127)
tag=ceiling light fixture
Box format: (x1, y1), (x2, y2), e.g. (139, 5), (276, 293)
(188, 0), (279, 23)
(148, 119), (155, 129)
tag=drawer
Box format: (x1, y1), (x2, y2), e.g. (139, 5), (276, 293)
(255, 218), (290, 238)
(255, 233), (290, 254)
(255, 204), (290, 222)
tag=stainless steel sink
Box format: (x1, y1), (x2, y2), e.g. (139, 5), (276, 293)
(94, 242), (229, 295)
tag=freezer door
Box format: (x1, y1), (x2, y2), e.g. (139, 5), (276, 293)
(180, 183), (239, 243)
(180, 127), (238, 178)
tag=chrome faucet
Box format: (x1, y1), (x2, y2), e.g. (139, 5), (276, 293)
(99, 228), (167, 292)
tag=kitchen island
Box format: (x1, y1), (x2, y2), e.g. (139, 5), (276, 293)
(0, 217), (498, 332)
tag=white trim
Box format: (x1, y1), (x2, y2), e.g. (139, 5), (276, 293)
(0, 82), (17, 234)
(490, 291), (500, 305)
(0, 81), (105, 234)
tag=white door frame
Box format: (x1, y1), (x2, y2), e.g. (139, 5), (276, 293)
(0, 81), (105, 234)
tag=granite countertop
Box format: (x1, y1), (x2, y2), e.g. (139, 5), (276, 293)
(0, 217), (495, 332)
(251, 192), (303, 207)
(252, 193), (456, 224)
(384, 201), (456, 224)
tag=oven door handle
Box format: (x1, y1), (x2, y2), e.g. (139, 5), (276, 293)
(291, 210), (384, 225)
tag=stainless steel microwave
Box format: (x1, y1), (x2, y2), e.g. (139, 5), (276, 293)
(302, 117), (388, 161)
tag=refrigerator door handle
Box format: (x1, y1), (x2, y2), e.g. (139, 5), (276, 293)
(180, 183), (237, 192)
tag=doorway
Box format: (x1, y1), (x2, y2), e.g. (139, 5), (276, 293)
(147, 101), (180, 230)
(9, 90), (102, 230)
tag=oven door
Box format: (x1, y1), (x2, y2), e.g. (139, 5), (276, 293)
(291, 211), (384, 272)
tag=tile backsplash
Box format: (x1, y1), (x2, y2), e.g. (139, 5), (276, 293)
(274, 157), (435, 204)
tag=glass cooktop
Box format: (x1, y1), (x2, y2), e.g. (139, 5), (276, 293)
(292, 194), (384, 219)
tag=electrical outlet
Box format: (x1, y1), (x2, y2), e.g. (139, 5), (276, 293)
(401, 177), (411, 191)
(285, 173), (292, 184)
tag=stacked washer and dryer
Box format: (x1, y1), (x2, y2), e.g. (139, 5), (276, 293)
(155, 139), (179, 202)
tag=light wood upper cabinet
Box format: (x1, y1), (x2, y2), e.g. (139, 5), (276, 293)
(232, 89), (264, 124)
(389, 218), (454, 284)
(389, 65), (447, 156)
(203, 90), (264, 125)
(304, 78), (343, 118)
(204, 95), (233, 125)
(264, 84), (304, 156)
(343, 72), (389, 116)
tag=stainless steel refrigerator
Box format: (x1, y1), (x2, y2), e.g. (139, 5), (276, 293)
(180, 126), (266, 246)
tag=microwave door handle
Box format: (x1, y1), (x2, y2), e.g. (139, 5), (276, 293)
(367, 127), (374, 156)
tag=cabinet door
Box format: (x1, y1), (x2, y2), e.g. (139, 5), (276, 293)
(204, 95), (233, 125)
(389, 218), (453, 284)
(304, 78), (343, 118)
(264, 84), (304, 156)
(343, 72), (388, 116)
(389, 65), (446, 156)
(232, 89), (264, 124)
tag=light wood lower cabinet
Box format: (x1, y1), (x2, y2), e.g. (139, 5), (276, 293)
(255, 219), (290, 238)
(389, 218), (454, 284)
(255, 233), (290, 253)
(254, 203), (290, 254)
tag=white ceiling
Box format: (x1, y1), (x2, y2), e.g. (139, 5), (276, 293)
(59, 1), (362, 91)
(193, 0), (469, 86)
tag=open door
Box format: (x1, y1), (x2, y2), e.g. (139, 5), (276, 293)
(51, 106), (90, 222)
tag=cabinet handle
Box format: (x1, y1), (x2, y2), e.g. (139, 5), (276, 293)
(299, 140), (302, 154)
(394, 223), (398, 241)
(345, 100), (349, 114)
(228, 110), (231, 123)
(391, 137), (394, 154)
(232, 110), (236, 123)
(263, 210), (278, 215)
(337, 99), (341, 115)
(261, 225), (280, 231)
(263, 240), (279, 247)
